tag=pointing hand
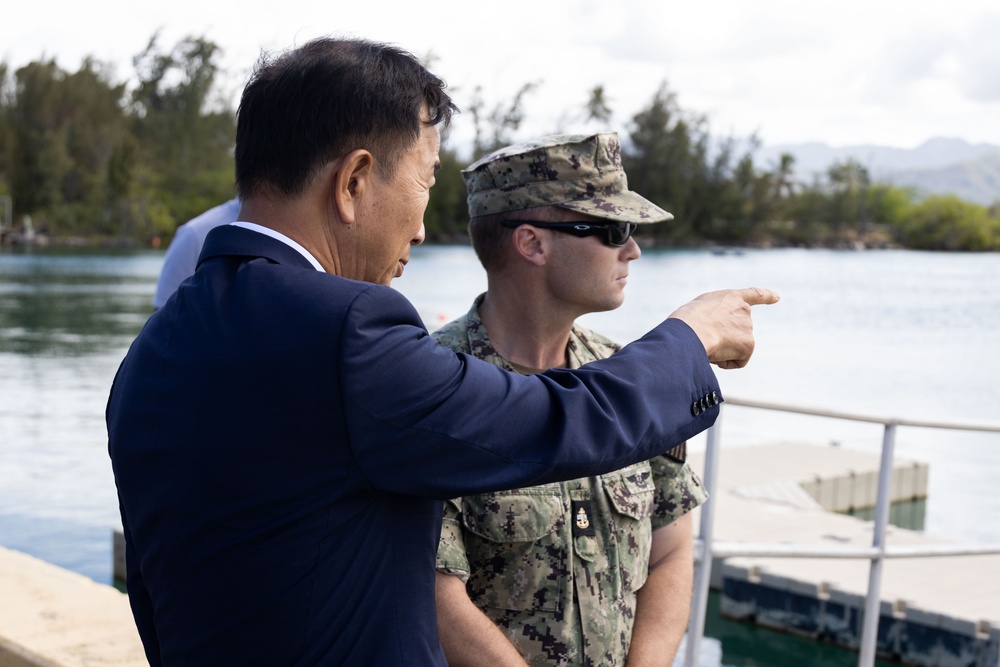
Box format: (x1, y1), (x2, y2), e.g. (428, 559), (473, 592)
(668, 288), (780, 369)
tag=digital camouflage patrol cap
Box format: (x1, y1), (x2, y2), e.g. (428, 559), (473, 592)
(463, 132), (673, 224)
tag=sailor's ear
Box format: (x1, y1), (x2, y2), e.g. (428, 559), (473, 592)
(512, 224), (547, 266)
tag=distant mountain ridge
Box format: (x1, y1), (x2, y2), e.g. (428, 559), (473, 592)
(756, 137), (1000, 206)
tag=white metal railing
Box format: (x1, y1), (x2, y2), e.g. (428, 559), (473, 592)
(683, 397), (1000, 667)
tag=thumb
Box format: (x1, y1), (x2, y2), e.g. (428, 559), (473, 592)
(738, 287), (780, 306)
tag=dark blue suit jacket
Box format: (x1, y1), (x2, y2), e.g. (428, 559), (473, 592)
(107, 225), (721, 666)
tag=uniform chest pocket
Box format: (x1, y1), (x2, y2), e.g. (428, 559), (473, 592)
(602, 463), (655, 592)
(461, 487), (566, 612)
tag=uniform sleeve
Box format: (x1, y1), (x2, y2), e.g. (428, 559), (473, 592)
(153, 200), (240, 308)
(649, 452), (709, 531)
(436, 498), (471, 583)
(338, 284), (722, 500)
(153, 223), (203, 308)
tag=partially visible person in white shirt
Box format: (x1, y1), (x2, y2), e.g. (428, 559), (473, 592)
(152, 198), (241, 309)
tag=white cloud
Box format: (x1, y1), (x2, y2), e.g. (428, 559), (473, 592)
(3, 0), (1000, 150)
(954, 12), (1000, 101)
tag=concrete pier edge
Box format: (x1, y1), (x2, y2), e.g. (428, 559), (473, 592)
(0, 545), (145, 667)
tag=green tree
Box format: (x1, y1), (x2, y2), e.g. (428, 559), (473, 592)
(466, 82), (539, 160)
(781, 176), (832, 245)
(622, 82), (700, 242)
(8, 60), (72, 216)
(752, 152), (798, 238)
(899, 195), (997, 251)
(623, 81), (760, 244)
(424, 146), (468, 241)
(825, 159), (871, 237)
(128, 33), (236, 238)
(866, 183), (912, 223)
(583, 85), (613, 125)
(5, 58), (130, 235)
(0, 62), (11, 197)
(771, 152), (797, 199)
(61, 59), (133, 235)
(716, 143), (776, 243)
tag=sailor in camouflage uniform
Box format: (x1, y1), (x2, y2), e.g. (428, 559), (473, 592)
(434, 133), (708, 667)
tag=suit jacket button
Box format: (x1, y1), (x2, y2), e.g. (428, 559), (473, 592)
(691, 402), (702, 416)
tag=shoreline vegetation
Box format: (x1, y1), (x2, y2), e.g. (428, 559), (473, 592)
(0, 229), (905, 252)
(0, 218), (905, 251)
(1, 34), (998, 252)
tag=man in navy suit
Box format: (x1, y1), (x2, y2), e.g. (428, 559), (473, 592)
(107, 37), (777, 666)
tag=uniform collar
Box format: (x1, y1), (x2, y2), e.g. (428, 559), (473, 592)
(461, 293), (620, 372)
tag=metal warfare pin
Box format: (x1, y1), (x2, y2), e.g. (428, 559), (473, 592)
(572, 500), (596, 537)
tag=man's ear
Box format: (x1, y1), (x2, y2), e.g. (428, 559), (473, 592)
(332, 149), (375, 225)
(512, 225), (547, 266)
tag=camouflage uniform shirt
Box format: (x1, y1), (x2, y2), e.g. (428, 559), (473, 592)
(434, 294), (708, 667)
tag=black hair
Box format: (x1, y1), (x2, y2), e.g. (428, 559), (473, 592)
(235, 37), (457, 198)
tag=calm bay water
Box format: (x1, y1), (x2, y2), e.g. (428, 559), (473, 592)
(397, 246), (1000, 545)
(0, 245), (995, 667)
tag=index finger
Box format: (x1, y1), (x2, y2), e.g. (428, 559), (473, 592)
(738, 287), (781, 306)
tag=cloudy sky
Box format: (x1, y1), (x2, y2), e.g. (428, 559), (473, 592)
(4, 0), (999, 155)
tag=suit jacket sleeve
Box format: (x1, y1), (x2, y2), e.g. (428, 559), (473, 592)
(337, 284), (721, 499)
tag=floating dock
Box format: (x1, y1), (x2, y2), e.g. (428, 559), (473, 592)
(689, 442), (1000, 667)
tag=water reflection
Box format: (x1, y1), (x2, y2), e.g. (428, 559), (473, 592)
(1, 246), (997, 666)
(845, 498), (927, 532)
(0, 248), (159, 356)
(0, 247), (158, 583)
(704, 592), (897, 667)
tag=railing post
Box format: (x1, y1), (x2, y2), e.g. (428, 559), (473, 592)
(684, 406), (724, 667)
(858, 422), (897, 667)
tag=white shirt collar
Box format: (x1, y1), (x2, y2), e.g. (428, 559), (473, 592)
(229, 221), (325, 272)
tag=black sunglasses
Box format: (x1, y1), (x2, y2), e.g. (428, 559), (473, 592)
(500, 220), (637, 247)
